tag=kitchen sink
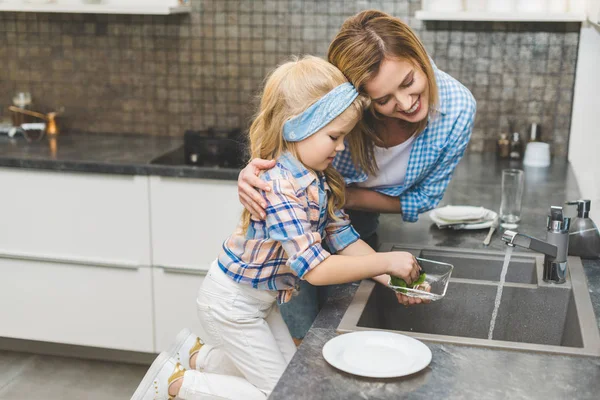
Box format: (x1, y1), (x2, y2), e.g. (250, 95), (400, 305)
(338, 244), (600, 357)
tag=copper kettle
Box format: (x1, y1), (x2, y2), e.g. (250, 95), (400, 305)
(8, 105), (62, 136)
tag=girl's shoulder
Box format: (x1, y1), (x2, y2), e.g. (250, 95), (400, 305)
(259, 163), (298, 194)
(260, 152), (316, 194)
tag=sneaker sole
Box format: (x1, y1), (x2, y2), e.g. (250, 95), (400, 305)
(130, 352), (171, 400)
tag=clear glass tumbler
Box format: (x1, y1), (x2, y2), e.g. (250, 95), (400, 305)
(499, 169), (524, 229)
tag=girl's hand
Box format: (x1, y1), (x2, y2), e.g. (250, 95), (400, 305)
(382, 251), (421, 285)
(238, 158), (276, 219)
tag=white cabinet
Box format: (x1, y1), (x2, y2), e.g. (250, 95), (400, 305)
(0, 168), (151, 268)
(149, 177), (243, 351)
(0, 0), (190, 15)
(149, 176), (243, 272)
(0, 168), (244, 354)
(152, 266), (206, 351)
(0, 257), (154, 352)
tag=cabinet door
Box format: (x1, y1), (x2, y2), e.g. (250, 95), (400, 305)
(0, 258), (154, 352)
(0, 168), (151, 267)
(149, 177), (243, 271)
(152, 266), (207, 351)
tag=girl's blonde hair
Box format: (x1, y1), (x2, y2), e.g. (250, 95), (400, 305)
(328, 9), (439, 175)
(241, 55), (366, 231)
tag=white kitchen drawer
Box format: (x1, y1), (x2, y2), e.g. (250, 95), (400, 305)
(149, 177), (243, 271)
(0, 168), (151, 266)
(153, 266), (207, 352)
(0, 257), (154, 352)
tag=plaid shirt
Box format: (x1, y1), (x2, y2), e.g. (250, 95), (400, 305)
(333, 64), (476, 222)
(218, 152), (360, 304)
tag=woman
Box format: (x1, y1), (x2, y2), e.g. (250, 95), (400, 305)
(237, 10), (476, 339)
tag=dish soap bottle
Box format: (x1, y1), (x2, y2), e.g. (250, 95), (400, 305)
(509, 132), (523, 160)
(566, 200), (600, 259)
(497, 132), (510, 159)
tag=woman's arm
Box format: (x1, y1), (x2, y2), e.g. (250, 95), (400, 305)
(345, 187), (401, 213)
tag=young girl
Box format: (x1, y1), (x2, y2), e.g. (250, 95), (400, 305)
(131, 56), (422, 400)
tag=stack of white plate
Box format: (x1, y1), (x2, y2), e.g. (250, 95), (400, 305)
(429, 205), (497, 230)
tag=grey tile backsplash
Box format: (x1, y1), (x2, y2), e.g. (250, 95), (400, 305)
(0, 0), (580, 155)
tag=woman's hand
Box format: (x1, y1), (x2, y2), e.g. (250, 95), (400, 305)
(238, 158), (276, 219)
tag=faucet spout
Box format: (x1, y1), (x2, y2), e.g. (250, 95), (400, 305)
(501, 230), (558, 258)
(500, 206), (571, 284)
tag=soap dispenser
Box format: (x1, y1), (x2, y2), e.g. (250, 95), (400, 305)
(566, 200), (600, 259)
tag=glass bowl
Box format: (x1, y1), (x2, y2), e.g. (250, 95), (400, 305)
(388, 257), (453, 301)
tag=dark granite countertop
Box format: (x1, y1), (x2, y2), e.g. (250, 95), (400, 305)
(0, 132), (241, 180)
(270, 154), (600, 399)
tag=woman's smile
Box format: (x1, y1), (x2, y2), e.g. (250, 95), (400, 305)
(398, 95), (421, 116)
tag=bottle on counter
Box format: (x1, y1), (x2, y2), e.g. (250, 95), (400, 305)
(11, 91), (32, 127)
(497, 132), (510, 159)
(566, 200), (600, 259)
(528, 123), (541, 143)
(509, 132), (523, 160)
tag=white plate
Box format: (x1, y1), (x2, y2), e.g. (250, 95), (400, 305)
(429, 208), (497, 230)
(322, 331), (432, 378)
(433, 205), (487, 221)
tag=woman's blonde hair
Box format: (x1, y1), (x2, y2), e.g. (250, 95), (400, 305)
(241, 55), (366, 231)
(328, 9), (439, 175)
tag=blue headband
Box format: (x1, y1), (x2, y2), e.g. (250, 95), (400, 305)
(283, 82), (359, 142)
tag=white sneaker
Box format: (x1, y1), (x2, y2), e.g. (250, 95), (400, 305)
(130, 352), (186, 400)
(168, 328), (205, 370)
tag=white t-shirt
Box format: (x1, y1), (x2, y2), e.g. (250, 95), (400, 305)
(357, 134), (417, 189)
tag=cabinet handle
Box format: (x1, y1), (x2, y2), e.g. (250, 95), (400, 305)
(0, 250), (144, 270)
(160, 266), (208, 276)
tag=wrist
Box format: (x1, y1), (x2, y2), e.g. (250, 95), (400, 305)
(373, 274), (390, 286)
(375, 253), (392, 275)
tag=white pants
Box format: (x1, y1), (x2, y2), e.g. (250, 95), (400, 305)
(178, 262), (297, 400)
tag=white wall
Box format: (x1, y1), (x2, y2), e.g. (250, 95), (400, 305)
(568, 19), (600, 220)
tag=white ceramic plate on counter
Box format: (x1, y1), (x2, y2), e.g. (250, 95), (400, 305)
(322, 331), (432, 378)
(429, 207), (497, 230)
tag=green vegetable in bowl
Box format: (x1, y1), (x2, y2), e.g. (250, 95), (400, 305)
(390, 272), (426, 294)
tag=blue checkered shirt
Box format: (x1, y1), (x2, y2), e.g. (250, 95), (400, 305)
(333, 66), (476, 222)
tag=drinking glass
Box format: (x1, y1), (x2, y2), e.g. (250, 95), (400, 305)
(499, 169), (524, 229)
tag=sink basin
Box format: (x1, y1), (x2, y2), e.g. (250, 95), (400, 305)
(338, 244), (600, 357)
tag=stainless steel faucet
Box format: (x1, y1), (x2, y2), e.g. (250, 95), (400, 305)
(501, 206), (571, 283)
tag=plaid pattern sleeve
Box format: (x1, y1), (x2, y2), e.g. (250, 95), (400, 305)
(324, 208), (360, 253)
(263, 178), (330, 279)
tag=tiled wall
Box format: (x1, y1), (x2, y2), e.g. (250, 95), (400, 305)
(0, 0), (580, 155)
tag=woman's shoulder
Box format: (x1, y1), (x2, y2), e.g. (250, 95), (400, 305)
(434, 67), (476, 117)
